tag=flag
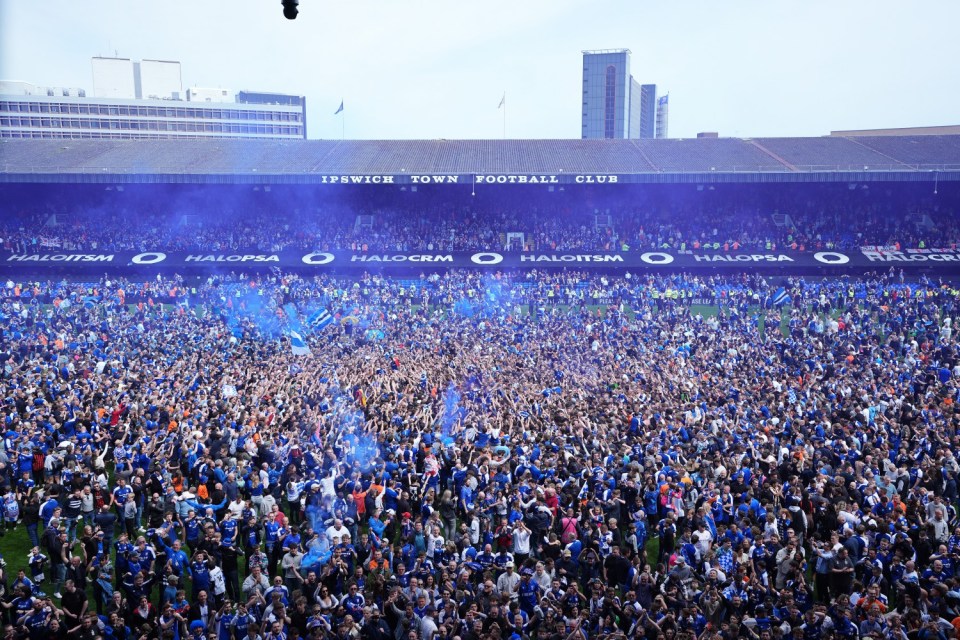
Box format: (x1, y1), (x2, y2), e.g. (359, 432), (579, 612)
(308, 309), (333, 331)
(498, 93), (505, 109)
(283, 303), (302, 331)
(772, 287), (790, 306)
(289, 330), (311, 356)
(334, 100), (344, 115)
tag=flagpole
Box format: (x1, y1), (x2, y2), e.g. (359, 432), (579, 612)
(335, 99), (345, 140)
(502, 91), (506, 139)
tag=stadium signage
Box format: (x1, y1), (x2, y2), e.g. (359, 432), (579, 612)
(350, 254), (453, 263)
(861, 249), (960, 262)
(310, 174), (623, 185)
(301, 252), (336, 265)
(640, 252), (674, 265)
(5, 249), (960, 274)
(184, 254), (280, 262)
(318, 175), (395, 184)
(814, 252), (849, 264)
(474, 175), (560, 184)
(472, 175), (618, 184)
(409, 176), (461, 184)
(132, 252), (167, 264)
(6, 253), (115, 262)
(693, 254), (794, 262)
(520, 254), (624, 263)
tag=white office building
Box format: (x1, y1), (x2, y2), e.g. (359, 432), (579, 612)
(1, 58), (306, 140)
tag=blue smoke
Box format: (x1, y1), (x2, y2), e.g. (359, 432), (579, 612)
(440, 382), (464, 442)
(479, 275), (515, 317)
(283, 302), (302, 331)
(453, 298), (477, 317)
(214, 285), (287, 340)
(349, 434), (381, 472)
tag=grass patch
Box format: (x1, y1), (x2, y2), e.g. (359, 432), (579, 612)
(0, 525), (37, 583)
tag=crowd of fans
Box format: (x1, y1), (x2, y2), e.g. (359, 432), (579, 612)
(0, 265), (958, 640)
(1, 184), (954, 255)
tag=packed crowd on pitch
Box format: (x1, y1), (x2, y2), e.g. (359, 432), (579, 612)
(1, 269), (960, 640)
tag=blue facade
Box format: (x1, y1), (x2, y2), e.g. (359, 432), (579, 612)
(581, 50), (632, 139)
(639, 84), (656, 139)
(628, 78), (643, 139)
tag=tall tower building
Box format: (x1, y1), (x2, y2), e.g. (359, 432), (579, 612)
(639, 84), (657, 139)
(581, 50), (666, 140)
(656, 94), (669, 139)
(582, 49), (637, 139)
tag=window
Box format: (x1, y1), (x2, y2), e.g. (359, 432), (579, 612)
(604, 65), (616, 139)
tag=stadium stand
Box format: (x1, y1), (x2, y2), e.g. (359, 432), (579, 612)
(634, 138), (786, 173)
(3, 135), (959, 177)
(852, 135), (960, 168)
(753, 137), (906, 171)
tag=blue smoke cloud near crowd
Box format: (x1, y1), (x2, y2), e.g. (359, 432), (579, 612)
(441, 382), (463, 443)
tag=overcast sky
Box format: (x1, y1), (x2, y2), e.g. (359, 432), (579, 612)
(1, 0), (957, 141)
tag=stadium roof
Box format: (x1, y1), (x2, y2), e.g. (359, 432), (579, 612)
(1, 136), (958, 185)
